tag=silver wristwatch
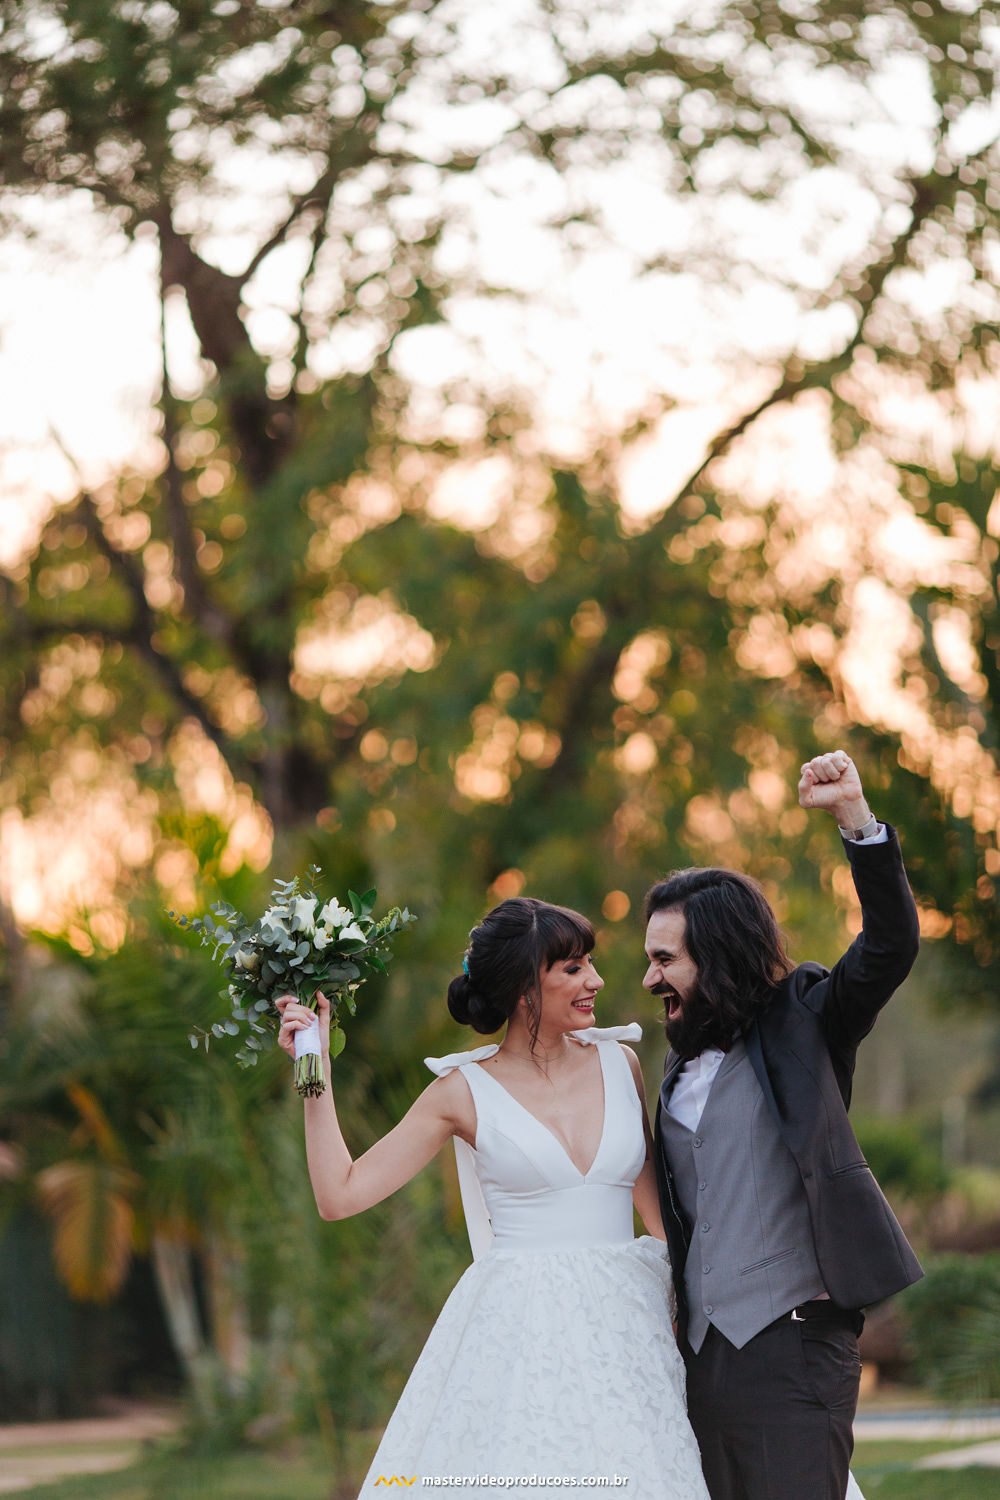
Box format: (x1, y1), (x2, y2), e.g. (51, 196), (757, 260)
(839, 813), (880, 841)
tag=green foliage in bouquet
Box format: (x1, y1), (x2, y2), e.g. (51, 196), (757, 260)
(170, 866), (416, 1095)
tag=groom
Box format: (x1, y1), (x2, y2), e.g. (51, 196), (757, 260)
(647, 750), (923, 1500)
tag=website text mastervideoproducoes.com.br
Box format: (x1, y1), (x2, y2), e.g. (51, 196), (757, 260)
(374, 1478), (630, 1488)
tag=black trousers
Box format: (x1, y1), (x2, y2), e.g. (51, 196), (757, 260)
(682, 1312), (863, 1500)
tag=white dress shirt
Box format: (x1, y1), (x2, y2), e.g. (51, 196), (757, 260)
(665, 1047), (726, 1132)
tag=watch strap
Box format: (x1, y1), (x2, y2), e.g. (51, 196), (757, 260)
(840, 813), (880, 841)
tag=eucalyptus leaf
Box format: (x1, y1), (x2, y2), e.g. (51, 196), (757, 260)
(325, 962), (361, 983)
(330, 1026), (346, 1059)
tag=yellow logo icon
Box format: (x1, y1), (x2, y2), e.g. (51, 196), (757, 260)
(374, 1479), (417, 1488)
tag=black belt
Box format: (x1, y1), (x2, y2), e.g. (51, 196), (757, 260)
(784, 1299), (864, 1335)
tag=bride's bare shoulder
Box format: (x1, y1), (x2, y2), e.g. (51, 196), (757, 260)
(619, 1044), (647, 1098)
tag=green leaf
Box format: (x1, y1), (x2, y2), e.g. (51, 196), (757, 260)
(188, 1034), (199, 1049)
(223, 1019), (240, 1035)
(329, 1026), (346, 1059)
(323, 961), (361, 983)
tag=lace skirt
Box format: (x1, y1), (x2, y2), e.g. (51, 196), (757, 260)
(357, 1236), (710, 1499)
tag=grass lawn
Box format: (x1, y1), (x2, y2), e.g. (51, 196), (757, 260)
(852, 1439), (996, 1497)
(852, 1438), (986, 1473)
(0, 1436), (369, 1498)
(858, 1478), (997, 1498)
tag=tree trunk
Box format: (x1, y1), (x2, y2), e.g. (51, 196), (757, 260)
(203, 1231), (252, 1393)
(150, 1231), (214, 1401)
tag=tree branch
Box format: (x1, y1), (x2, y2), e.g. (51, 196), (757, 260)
(157, 289), (240, 651)
(240, 162), (339, 289)
(46, 431), (257, 785)
(655, 173), (943, 513)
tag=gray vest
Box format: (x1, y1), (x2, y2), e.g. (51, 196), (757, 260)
(660, 1039), (826, 1352)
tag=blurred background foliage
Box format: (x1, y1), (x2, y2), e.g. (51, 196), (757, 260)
(1, 0), (1000, 1458)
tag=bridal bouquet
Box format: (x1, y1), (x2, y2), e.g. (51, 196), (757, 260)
(171, 868), (416, 1096)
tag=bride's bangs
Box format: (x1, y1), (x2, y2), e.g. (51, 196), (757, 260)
(538, 904), (596, 969)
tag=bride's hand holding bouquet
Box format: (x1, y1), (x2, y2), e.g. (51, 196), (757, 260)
(276, 989), (332, 1066)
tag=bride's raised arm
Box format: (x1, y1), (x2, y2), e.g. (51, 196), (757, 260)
(277, 991), (474, 1221)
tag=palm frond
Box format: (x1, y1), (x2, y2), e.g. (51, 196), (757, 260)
(35, 1158), (139, 1302)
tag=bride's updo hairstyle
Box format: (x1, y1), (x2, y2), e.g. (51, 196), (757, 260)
(447, 896), (595, 1045)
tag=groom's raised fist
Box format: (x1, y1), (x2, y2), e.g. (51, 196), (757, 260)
(797, 750), (872, 830)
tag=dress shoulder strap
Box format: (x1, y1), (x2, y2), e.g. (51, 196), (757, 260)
(424, 1043), (498, 1263)
(424, 1043), (500, 1076)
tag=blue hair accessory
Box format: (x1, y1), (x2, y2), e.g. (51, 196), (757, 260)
(462, 954), (470, 977)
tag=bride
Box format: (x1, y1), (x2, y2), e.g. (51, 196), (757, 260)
(278, 895), (710, 1498)
(277, 895), (867, 1499)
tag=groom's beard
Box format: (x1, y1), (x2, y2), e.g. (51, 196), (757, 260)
(657, 981), (733, 1060)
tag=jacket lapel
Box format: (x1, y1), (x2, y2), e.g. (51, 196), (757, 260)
(745, 1018), (783, 1134)
(661, 1048), (685, 1102)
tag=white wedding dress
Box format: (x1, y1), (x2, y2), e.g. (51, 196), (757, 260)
(357, 1025), (867, 1500)
(357, 1025), (711, 1497)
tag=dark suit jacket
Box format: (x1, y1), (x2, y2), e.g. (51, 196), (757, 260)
(653, 828), (924, 1335)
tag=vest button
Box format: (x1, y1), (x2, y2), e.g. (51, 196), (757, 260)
(693, 1137), (703, 1148)
(704, 1266), (711, 1274)
(701, 1222), (710, 1232)
(699, 1181), (708, 1191)
(705, 1306), (714, 1315)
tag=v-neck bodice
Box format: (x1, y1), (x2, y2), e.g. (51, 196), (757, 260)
(427, 1027), (646, 1255)
(470, 1042), (609, 1179)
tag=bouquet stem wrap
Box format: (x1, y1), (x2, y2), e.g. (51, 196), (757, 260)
(292, 1003), (325, 1097)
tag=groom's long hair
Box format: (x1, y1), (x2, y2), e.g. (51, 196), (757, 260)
(645, 867), (792, 1052)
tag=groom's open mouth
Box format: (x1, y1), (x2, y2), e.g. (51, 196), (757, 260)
(657, 987), (683, 1023)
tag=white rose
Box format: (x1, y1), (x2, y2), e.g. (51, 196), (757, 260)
(317, 898), (352, 929)
(262, 905), (290, 931)
(289, 896), (318, 935)
(235, 948), (260, 972)
(338, 921), (366, 944)
(312, 928), (330, 950)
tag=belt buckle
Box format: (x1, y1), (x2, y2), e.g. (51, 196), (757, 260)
(790, 1306), (806, 1322)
